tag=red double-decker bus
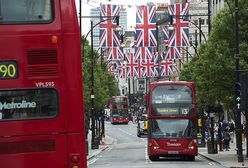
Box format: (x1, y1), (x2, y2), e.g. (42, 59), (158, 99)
(147, 81), (198, 161)
(109, 96), (129, 124)
(0, 1), (87, 168)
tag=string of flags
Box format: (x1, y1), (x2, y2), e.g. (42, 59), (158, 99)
(97, 2), (190, 79)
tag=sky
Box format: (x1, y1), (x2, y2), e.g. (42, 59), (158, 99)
(76, 0), (170, 36)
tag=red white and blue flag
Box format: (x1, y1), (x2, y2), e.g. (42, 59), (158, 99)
(106, 47), (124, 61)
(161, 25), (176, 47)
(142, 59), (157, 78)
(99, 4), (121, 48)
(168, 3), (189, 47)
(125, 49), (138, 78)
(134, 47), (153, 62)
(135, 5), (157, 47)
(166, 47), (182, 60)
(116, 60), (127, 78)
(160, 60), (174, 76)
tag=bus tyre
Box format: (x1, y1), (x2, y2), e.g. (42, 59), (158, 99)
(149, 156), (159, 161)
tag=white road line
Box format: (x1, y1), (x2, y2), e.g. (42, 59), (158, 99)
(208, 162), (215, 166)
(87, 157), (98, 166)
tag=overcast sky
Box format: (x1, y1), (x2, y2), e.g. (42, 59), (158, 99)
(76, 0), (170, 36)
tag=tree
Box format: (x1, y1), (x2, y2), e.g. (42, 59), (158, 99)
(81, 37), (119, 114)
(180, 1), (248, 114)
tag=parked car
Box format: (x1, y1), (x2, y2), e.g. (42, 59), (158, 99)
(137, 114), (148, 137)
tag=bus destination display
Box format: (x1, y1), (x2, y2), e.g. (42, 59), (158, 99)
(0, 61), (18, 79)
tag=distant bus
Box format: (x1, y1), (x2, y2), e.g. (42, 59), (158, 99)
(0, 1), (87, 168)
(109, 96), (129, 124)
(147, 81), (198, 161)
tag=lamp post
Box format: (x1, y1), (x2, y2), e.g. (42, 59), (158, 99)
(234, 0), (243, 163)
(81, 16), (120, 149)
(90, 20), (99, 149)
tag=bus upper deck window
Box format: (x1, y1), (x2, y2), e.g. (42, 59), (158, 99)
(0, 0), (53, 24)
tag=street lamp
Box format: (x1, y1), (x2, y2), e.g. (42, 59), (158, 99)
(233, 0), (244, 163)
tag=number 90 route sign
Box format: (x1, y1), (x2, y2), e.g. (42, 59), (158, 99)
(0, 61), (18, 79)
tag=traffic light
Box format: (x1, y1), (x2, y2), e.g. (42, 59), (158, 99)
(235, 82), (241, 102)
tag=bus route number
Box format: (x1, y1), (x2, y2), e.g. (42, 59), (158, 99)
(0, 61), (18, 79)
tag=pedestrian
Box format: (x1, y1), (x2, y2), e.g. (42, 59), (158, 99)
(223, 128), (231, 151)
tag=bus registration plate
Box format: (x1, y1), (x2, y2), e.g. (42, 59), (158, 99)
(168, 151), (179, 154)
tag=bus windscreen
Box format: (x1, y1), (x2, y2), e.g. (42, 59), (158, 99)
(151, 85), (194, 116)
(149, 119), (197, 138)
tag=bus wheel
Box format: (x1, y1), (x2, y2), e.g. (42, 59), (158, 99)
(149, 156), (159, 161)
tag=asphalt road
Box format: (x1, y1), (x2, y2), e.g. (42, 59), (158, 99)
(88, 121), (226, 168)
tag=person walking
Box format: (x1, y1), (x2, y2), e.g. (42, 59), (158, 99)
(223, 128), (231, 151)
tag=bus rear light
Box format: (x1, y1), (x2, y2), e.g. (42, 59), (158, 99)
(50, 35), (58, 44)
(72, 166), (80, 168)
(71, 155), (80, 163)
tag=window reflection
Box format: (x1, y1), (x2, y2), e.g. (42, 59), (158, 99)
(149, 119), (197, 138)
(0, 88), (58, 121)
(0, 0), (52, 23)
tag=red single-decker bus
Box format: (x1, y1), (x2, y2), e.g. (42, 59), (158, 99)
(109, 96), (129, 124)
(0, 0), (87, 168)
(147, 81), (198, 161)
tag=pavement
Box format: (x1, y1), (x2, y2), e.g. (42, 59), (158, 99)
(86, 133), (248, 168)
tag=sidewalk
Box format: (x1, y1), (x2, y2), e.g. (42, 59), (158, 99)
(87, 134), (115, 161)
(198, 140), (248, 168)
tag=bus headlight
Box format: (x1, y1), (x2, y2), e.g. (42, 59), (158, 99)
(153, 146), (159, 150)
(188, 146), (194, 150)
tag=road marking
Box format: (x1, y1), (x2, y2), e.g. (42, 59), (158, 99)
(145, 144), (152, 163)
(208, 162), (215, 166)
(87, 157), (98, 166)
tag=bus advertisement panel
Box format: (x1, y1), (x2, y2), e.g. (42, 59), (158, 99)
(147, 81), (198, 161)
(109, 96), (129, 124)
(0, 0), (87, 168)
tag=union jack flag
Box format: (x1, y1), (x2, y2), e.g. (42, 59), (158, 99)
(106, 47), (124, 61)
(99, 4), (121, 48)
(135, 59), (144, 78)
(161, 25), (175, 47)
(135, 5), (157, 47)
(160, 60), (174, 76)
(165, 47), (182, 60)
(152, 52), (160, 77)
(168, 3), (189, 47)
(142, 59), (157, 78)
(134, 47), (153, 62)
(117, 60), (127, 78)
(125, 49), (138, 78)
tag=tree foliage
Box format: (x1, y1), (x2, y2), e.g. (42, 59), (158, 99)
(81, 36), (119, 113)
(180, 0), (248, 113)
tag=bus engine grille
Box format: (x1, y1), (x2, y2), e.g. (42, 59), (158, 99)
(26, 49), (60, 79)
